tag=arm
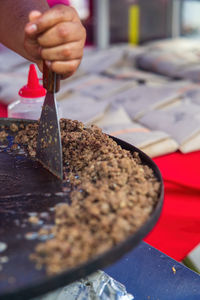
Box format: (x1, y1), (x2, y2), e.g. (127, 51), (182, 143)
(0, 0), (49, 60)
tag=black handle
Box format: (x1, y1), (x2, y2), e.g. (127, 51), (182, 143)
(43, 61), (60, 93)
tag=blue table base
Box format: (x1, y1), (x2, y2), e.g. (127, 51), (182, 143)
(105, 241), (200, 300)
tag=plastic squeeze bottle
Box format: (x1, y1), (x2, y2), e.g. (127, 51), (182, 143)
(8, 64), (46, 120)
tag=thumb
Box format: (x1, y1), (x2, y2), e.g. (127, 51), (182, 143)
(24, 11), (43, 65)
(25, 11), (42, 37)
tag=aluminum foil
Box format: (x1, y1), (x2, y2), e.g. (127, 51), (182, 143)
(36, 270), (134, 300)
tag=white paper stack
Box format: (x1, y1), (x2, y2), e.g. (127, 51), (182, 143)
(140, 102), (200, 153)
(57, 74), (136, 101)
(146, 38), (200, 55)
(104, 66), (169, 85)
(95, 106), (178, 158)
(136, 50), (197, 78)
(136, 38), (200, 81)
(106, 84), (184, 121)
(59, 93), (109, 124)
(183, 87), (200, 105)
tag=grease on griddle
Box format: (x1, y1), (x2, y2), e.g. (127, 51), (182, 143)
(25, 232), (39, 240)
(0, 242), (7, 253)
(0, 256), (9, 264)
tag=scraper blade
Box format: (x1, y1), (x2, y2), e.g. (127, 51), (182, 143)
(36, 62), (63, 180)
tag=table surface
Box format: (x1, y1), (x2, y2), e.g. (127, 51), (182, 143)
(105, 241), (200, 300)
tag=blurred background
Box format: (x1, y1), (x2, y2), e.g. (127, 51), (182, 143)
(76, 0), (200, 46)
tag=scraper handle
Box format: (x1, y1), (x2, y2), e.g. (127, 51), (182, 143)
(43, 61), (60, 93)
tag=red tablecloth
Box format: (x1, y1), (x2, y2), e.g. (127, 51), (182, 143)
(145, 151), (200, 261)
(1, 103), (200, 261)
(0, 103), (7, 117)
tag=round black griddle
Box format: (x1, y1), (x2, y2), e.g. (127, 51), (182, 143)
(0, 118), (164, 300)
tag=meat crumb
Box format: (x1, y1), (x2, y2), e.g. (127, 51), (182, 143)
(172, 266), (176, 274)
(0, 130), (8, 140)
(10, 123), (18, 132)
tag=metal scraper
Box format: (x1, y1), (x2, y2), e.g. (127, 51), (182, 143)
(36, 62), (63, 180)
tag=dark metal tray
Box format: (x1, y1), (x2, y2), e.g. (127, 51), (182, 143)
(0, 118), (164, 300)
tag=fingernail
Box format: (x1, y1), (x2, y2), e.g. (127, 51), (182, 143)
(45, 60), (51, 67)
(26, 24), (37, 33)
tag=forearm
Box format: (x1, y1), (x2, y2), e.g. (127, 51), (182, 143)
(0, 0), (49, 60)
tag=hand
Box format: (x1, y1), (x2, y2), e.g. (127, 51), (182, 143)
(24, 5), (86, 79)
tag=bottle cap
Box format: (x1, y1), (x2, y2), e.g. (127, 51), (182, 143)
(19, 64), (46, 98)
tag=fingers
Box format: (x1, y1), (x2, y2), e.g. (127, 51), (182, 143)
(45, 59), (81, 78)
(25, 6), (79, 37)
(41, 42), (83, 61)
(38, 21), (85, 47)
(36, 5), (78, 34)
